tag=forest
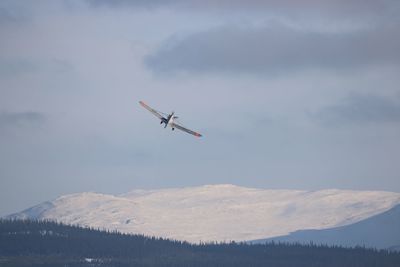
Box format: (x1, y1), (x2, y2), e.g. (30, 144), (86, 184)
(0, 219), (399, 267)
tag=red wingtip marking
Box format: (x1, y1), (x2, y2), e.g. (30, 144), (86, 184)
(139, 101), (147, 107)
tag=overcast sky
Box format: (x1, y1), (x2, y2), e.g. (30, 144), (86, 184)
(1, 0), (400, 216)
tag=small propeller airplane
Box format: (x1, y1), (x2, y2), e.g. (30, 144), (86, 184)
(139, 101), (202, 137)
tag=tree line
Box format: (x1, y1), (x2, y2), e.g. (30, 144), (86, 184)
(0, 219), (399, 267)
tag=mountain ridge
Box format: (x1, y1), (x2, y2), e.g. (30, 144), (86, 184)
(252, 204), (400, 250)
(6, 184), (400, 243)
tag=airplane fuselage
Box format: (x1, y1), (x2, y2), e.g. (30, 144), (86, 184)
(164, 112), (175, 129)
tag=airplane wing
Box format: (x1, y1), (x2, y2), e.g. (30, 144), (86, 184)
(171, 122), (202, 137)
(139, 101), (165, 120)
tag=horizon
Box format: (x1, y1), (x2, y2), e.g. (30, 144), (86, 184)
(6, 183), (400, 218)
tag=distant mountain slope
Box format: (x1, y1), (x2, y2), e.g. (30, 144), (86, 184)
(3, 220), (400, 267)
(6, 184), (400, 243)
(252, 204), (400, 250)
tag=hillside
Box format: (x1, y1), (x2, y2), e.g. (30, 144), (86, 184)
(6, 184), (400, 243)
(252, 204), (400, 250)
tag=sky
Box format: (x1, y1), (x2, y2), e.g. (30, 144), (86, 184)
(1, 0), (400, 216)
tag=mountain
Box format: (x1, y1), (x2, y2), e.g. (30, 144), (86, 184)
(6, 184), (400, 243)
(252, 204), (400, 250)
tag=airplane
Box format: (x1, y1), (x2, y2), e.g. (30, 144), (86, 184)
(139, 101), (202, 137)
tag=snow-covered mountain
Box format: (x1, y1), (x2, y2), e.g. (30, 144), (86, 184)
(6, 184), (400, 243)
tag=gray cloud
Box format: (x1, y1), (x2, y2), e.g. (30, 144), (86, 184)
(49, 59), (75, 74)
(313, 94), (400, 125)
(0, 7), (18, 24)
(144, 24), (400, 75)
(0, 59), (37, 77)
(86, 0), (177, 9)
(86, 0), (400, 20)
(0, 2), (31, 25)
(0, 58), (74, 77)
(0, 111), (46, 130)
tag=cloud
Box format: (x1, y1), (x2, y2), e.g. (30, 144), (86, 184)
(0, 2), (31, 25)
(0, 111), (46, 130)
(86, 0), (400, 20)
(144, 23), (400, 75)
(0, 58), (74, 78)
(0, 7), (19, 24)
(0, 59), (37, 77)
(313, 94), (400, 125)
(85, 0), (400, 75)
(86, 0), (177, 9)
